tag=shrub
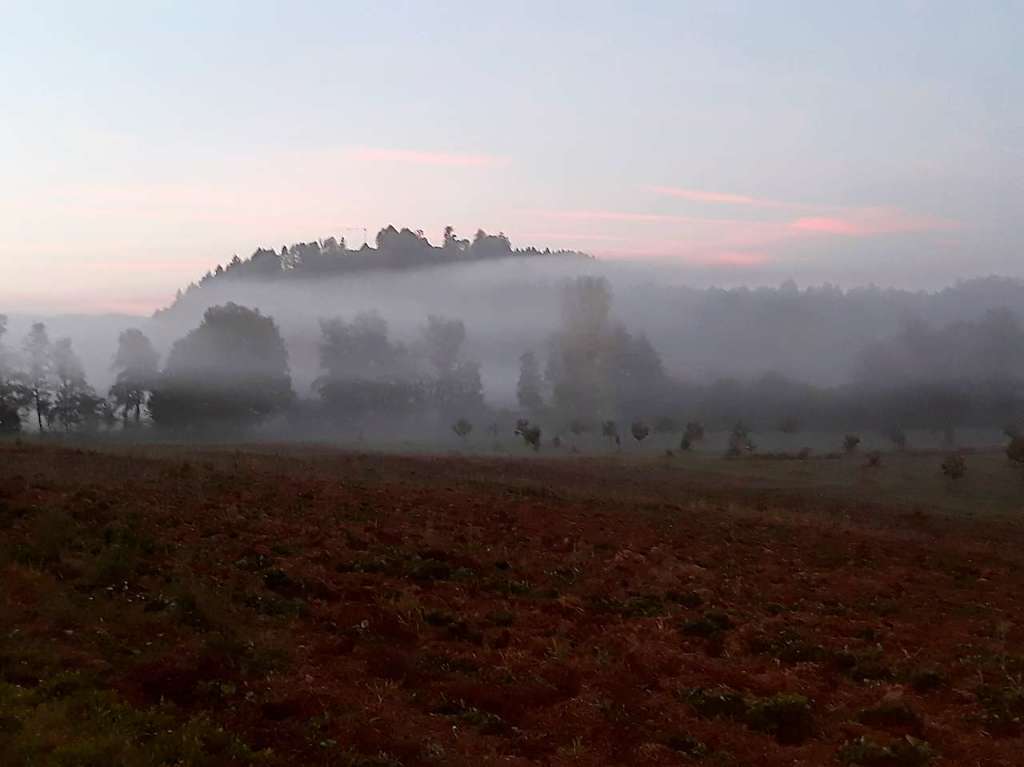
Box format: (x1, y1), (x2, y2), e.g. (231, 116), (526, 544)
(601, 420), (620, 446)
(726, 422), (755, 457)
(653, 416), (677, 434)
(838, 735), (932, 766)
(778, 416), (800, 434)
(843, 434), (861, 454)
(976, 682), (1024, 736)
(1007, 436), (1024, 466)
(451, 418), (472, 440)
(0, 677), (266, 766)
(856, 700), (924, 736)
(745, 693), (814, 745)
(665, 734), (708, 756)
(866, 450), (882, 468)
(908, 669), (945, 693)
(0, 402), (21, 434)
(630, 420), (650, 443)
(686, 687), (748, 719)
(941, 453), (966, 480)
(514, 419), (542, 451)
(684, 421), (705, 443)
(685, 688), (814, 745)
(888, 427), (908, 450)
(682, 611), (733, 637)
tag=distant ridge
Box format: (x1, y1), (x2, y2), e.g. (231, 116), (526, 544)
(155, 226), (591, 317)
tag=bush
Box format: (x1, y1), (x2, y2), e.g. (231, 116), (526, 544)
(514, 419), (542, 451)
(1007, 436), (1024, 466)
(838, 735), (932, 766)
(682, 611), (733, 637)
(778, 416), (800, 434)
(653, 416), (677, 434)
(941, 453), (966, 480)
(665, 734), (708, 756)
(745, 693), (815, 745)
(0, 402), (21, 434)
(866, 450), (882, 468)
(684, 421), (705, 443)
(0, 678), (267, 766)
(601, 420), (620, 446)
(726, 422), (755, 457)
(856, 700), (924, 736)
(685, 688), (814, 745)
(843, 434), (861, 454)
(630, 420), (650, 443)
(888, 427), (908, 450)
(908, 669), (945, 693)
(451, 418), (473, 440)
(976, 682), (1024, 736)
(568, 419), (587, 436)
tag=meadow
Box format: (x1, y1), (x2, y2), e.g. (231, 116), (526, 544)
(1, 439), (1023, 765)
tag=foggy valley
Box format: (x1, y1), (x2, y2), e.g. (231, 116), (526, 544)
(4, 4), (1024, 765)
(4, 228), (1024, 448)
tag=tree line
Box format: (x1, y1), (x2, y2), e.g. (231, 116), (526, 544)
(3, 275), (1024, 443)
(156, 225), (589, 318)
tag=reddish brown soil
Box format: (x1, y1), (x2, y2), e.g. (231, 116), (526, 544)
(3, 443), (1024, 765)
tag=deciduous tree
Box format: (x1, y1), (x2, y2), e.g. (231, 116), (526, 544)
(150, 303), (293, 430)
(110, 328), (160, 425)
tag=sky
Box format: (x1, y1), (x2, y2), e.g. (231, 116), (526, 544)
(1, 0), (1021, 314)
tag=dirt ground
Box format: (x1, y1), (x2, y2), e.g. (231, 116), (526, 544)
(2, 441), (1024, 765)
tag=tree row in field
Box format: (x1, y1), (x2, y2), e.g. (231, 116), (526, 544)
(3, 276), (1024, 446)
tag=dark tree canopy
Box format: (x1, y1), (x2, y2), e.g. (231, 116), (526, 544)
(150, 303), (293, 430)
(315, 313), (423, 424)
(421, 316), (466, 379)
(110, 328), (160, 424)
(545, 276), (672, 421)
(432, 360), (485, 418)
(517, 351), (545, 413)
(419, 316), (484, 417)
(318, 312), (412, 382)
(313, 310), (485, 427)
(52, 337), (102, 432)
(857, 308), (1024, 386)
(22, 322), (52, 432)
(0, 315), (24, 432)
(157, 226), (589, 318)
(547, 276), (615, 419)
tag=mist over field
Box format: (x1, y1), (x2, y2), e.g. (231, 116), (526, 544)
(7, 4), (1024, 765)
(6, 249), (1024, 409)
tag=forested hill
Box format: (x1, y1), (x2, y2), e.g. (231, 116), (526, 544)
(156, 226), (590, 317)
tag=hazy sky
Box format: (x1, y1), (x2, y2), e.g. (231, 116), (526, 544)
(2, 1), (1021, 313)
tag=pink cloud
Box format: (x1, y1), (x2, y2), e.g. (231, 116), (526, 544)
(529, 209), (746, 225)
(710, 250), (770, 266)
(650, 185), (792, 208)
(517, 232), (630, 242)
(84, 258), (217, 274)
(791, 210), (958, 237)
(348, 147), (508, 167)
(791, 217), (864, 235)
